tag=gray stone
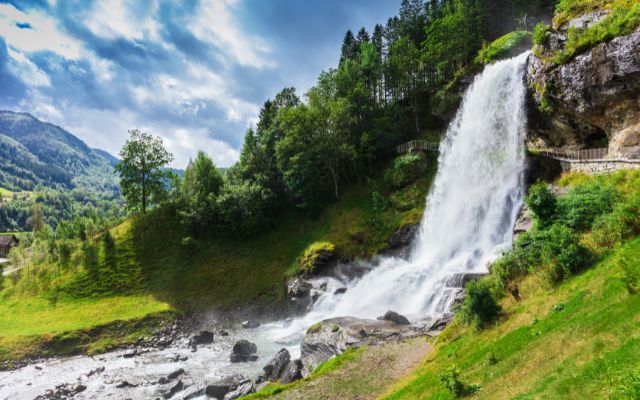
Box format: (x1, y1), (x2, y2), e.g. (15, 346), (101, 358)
(242, 320), (261, 329)
(191, 330), (214, 345)
(377, 311), (411, 325)
(205, 375), (249, 400)
(263, 348), (291, 381)
(161, 380), (183, 399)
(280, 359), (303, 384)
(230, 340), (258, 363)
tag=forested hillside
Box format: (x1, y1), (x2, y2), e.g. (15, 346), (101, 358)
(0, 111), (118, 193)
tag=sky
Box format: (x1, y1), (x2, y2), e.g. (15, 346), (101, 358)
(0, 0), (401, 168)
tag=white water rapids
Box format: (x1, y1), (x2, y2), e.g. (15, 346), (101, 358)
(0, 53), (530, 399)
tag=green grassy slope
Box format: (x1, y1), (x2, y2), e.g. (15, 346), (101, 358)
(383, 238), (640, 399)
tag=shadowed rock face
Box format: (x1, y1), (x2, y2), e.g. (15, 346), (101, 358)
(527, 23), (640, 150)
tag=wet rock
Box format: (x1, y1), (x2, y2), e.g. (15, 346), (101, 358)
(86, 365), (105, 377)
(167, 368), (185, 380)
(334, 287), (347, 295)
(161, 379), (184, 399)
(444, 273), (486, 288)
(378, 311), (411, 325)
(181, 385), (205, 400)
(263, 348), (291, 381)
(205, 375), (250, 399)
(123, 348), (138, 358)
(191, 330), (214, 345)
(116, 380), (138, 388)
(513, 204), (533, 238)
(242, 320), (261, 329)
(218, 330), (230, 336)
(430, 312), (455, 332)
(230, 340), (258, 363)
(224, 380), (254, 399)
(280, 359), (303, 384)
(387, 224), (418, 251)
(286, 277), (313, 311)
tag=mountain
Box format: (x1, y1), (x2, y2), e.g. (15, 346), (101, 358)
(0, 110), (119, 194)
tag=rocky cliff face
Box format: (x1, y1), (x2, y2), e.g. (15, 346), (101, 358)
(526, 16), (640, 150)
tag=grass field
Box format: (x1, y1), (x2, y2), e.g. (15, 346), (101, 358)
(382, 236), (640, 400)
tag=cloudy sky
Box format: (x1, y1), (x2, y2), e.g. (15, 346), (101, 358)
(0, 0), (400, 168)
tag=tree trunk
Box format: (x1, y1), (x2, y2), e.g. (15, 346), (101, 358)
(330, 166), (339, 200)
(141, 174), (146, 214)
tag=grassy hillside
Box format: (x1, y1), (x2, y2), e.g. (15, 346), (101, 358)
(0, 152), (438, 362)
(384, 237), (640, 400)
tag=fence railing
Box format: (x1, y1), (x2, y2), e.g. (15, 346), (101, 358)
(397, 140), (440, 154)
(534, 146), (640, 161)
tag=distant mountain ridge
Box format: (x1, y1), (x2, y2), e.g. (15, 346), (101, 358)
(0, 110), (119, 194)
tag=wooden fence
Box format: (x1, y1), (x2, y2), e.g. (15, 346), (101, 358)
(396, 140), (440, 154)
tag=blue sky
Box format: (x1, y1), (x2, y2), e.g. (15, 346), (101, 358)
(0, 0), (400, 167)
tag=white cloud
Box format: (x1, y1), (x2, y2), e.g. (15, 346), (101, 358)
(6, 48), (51, 87)
(190, 0), (275, 69)
(0, 3), (83, 59)
(84, 0), (160, 41)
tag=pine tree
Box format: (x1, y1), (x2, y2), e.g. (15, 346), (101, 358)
(339, 30), (359, 64)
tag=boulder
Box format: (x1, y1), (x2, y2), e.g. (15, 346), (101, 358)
(191, 330), (214, 345)
(513, 204), (533, 239)
(242, 320), (261, 329)
(430, 312), (455, 332)
(444, 273), (486, 288)
(377, 311), (411, 325)
(122, 348), (137, 358)
(224, 380), (254, 399)
(167, 368), (185, 380)
(280, 359), (304, 384)
(301, 317), (414, 374)
(205, 375), (250, 400)
(298, 242), (339, 276)
(263, 348), (291, 381)
(230, 340), (258, 363)
(387, 224), (418, 251)
(334, 287), (347, 295)
(161, 379), (183, 399)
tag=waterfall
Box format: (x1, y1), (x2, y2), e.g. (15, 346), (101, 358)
(267, 52), (530, 348)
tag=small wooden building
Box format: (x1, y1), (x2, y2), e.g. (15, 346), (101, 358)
(0, 235), (19, 258)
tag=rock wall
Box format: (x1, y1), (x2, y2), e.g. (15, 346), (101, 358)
(526, 16), (640, 150)
(558, 160), (640, 174)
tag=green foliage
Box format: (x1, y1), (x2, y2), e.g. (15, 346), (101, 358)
(615, 368), (640, 399)
(556, 183), (616, 231)
(526, 182), (557, 227)
(591, 193), (640, 249)
(552, 1), (640, 64)
(439, 364), (481, 397)
(533, 22), (551, 45)
(460, 279), (501, 328)
(384, 153), (428, 189)
(618, 254), (639, 294)
(115, 130), (173, 214)
(475, 31), (532, 65)
(215, 181), (273, 237)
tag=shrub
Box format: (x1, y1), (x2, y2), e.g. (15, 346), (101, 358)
(538, 224), (591, 283)
(526, 183), (557, 227)
(533, 22), (551, 46)
(216, 181), (273, 237)
(384, 153), (427, 189)
(556, 183), (616, 231)
(460, 278), (501, 327)
(440, 365), (481, 397)
(618, 254), (639, 294)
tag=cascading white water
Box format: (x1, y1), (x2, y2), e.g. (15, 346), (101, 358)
(267, 52), (530, 349)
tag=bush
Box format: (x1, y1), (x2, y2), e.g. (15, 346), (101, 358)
(526, 183), (557, 227)
(533, 22), (551, 46)
(216, 181), (273, 237)
(384, 153), (428, 189)
(538, 224), (591, 283)
(556, 183), (616, 232)
(618, 254), (639, 294)
(460, 278), (501, 327)
(440, 365), (481, 397)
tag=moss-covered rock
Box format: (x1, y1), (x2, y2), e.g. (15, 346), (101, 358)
(298, 242), (338, 276)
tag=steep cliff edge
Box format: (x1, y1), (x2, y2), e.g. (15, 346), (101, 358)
(526, 9), (640, 150)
